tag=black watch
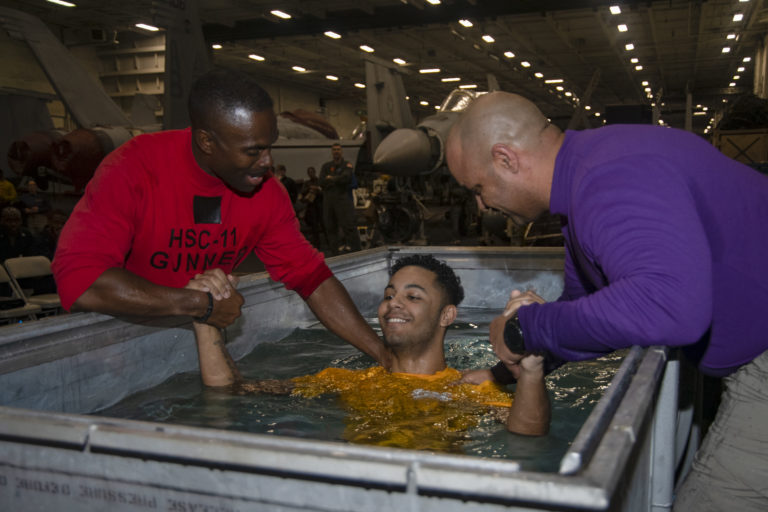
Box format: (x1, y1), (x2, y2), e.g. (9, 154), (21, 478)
(503, 312), (526, 353)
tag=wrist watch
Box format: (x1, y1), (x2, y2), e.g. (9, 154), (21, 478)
(502, 312), (526, 353)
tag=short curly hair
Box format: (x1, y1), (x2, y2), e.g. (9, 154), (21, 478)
(188, 68), (273, 130)
(390, 254), (464, 306)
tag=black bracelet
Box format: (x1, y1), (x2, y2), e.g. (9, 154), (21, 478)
(195, 291), (214, 323)
(503, 312), (526, 353)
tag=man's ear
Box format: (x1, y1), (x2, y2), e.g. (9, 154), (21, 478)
(194, 129), (215, 156)
(439, 304), (458, 327)
(491, 143), (518, 174)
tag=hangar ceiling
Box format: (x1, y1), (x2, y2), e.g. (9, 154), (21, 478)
(2, 0), (767, 133)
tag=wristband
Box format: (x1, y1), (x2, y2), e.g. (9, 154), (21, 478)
(195, 292), (214, 323)
(503, 312), (526, 353)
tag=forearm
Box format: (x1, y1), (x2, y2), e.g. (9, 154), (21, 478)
(72, 268), (210, 318)
(305, 277), (392, 368)
(506, 370), (550, 436)
(193, 322), (242, 387)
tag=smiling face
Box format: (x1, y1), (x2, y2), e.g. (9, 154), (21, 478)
(196, 108), (278, 194)
(377, 265), (450, 353)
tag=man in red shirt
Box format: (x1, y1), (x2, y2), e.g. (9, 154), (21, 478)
(52, 68), (391, 367)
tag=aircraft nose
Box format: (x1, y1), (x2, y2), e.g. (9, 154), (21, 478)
(373, 128), (434, 176)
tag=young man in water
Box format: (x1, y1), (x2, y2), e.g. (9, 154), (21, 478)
(189, 255), (550, 448)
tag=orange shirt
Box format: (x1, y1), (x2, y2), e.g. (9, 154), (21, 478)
(291, 367), (512, 452)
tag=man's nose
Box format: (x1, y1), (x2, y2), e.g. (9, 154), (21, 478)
(258, 148), (273, 168)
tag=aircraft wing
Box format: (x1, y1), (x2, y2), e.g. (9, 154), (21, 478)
(0, 7), (131, 129)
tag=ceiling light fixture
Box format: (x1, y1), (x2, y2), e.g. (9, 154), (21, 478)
(393, 58), (407, 65)
(545, 78), (563, 84)
(743, 56), (752, 62)
(585, 105), (592, 110)
(326, 75), (339, 81)
(292, 65), (306, 72)
(631, 57), (639, 63)
(211, 44), (222, 50)
(459, 19), (473, 27)
(441, 77), (460, 82)
(534, 72), (544, 78)
(556, 86), (564, 91)
(521, 61), (531, 67)
(46, 0), (76, 6)
(504, 51), (515, 58)
(324, 31), (341, 39)
(727, 33), (736, 40)
(135, 23), (159, 31)
(248, 54), (265, 61)
(641, 80), (649, 86)
(271, 10), (291, 19)
(610, 5), (621, 15)
(635, 65), (643, 70)
(565, 92), (573, 97)
(482, 35), (495, 43)
(354, 83), (366, 89)
(618, 24), (628, 32)
(733, 13), (744, 22)
(426, 0), (441, 4)
(733, 75), (740, 80)
(729, 82), (737, 86)
(420, 100), (429, 106)
(625, 43), (635, 51)
(738, 66), (745, 72)
(359, 45), (374, 53)
(722, 46), (731, 53)
(419, 68), (441, 74)
(459, 84), (478, 89)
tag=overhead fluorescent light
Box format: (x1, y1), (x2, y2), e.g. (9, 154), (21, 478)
(504, 51), (515, 58)
(135, 23), (159, 32)
(441, 77), (460, 82)
(565, 92), (573, 97)
(521, 61), (531, 67)
(733, 13), (744, 22)
(248, 54), (265, 61)
(271, 10), (291, 19)
(733, 75), (740, 80)
(693, 111), (706, 116)
(743, 56), (752, 62)
(641, 80), (649, 86)
(393, 58), (407, 65)
(482, 35), (495, 43)
(534, 72), (543, 78)
(419, 68), (441, 74)
(738, 66), (745, 72)
(292, 65), (306, 72)
(729, 82), (736, 86)
(354, 83), (366, 89)
(545, 78), (563, 84)
(634, 65), (643, 70)
(434, 105), (440, 110)
(722, 46), (731, 53)
(326, 75), (339, 81)
(324, 31), (341, 39)
(610, 6), (621, 15)
(617, 24), (628, 32)
(585, 105), (592, 110)
(46, 0), (76, 6)
(631, 57), (639, 63)
(211, 44), (222, 50)
(427, 0), (441, 4)
(459, 84), (478, 89)
(359, 45), (374, 53)
(556, 86), (564, 91)
(625, 43), (635, 50)
(419, 100), (429, 106)
(644, 87), (651, 92)
(727, 33), (736, 40)
(459, 19), (473, 27)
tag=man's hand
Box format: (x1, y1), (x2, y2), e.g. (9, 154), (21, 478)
(489, 289), (545, 370)
(460, 368), (494, 385)
(186, 269), (244, 328)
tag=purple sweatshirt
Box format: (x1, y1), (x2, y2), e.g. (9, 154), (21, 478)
(520, 125), (768, 376)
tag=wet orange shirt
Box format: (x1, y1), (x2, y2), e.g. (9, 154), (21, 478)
(291, 367), (512, 452)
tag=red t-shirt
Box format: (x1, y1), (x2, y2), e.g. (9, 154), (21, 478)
(53, 128), (331, 310)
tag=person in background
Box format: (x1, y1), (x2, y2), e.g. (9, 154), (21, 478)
(274, 164), (298, 206)
(0, 168), (17, 209)
(0, 206), (41, 263)
(445, 91), (768, 512)
(319, 143), (361, 255)
(40, 209), (69, 260)
(298, 166), (325, 249)
(188, 254), (550, 450)
(17, 180), (50, 234)
(52, 68), (392, 370)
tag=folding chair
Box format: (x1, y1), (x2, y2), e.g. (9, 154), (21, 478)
(4, 255), (62, 315)
(0, 264), (41, 325)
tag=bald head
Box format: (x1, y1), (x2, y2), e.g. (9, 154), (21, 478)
(445, 92), (563, 226)
(448, 92), (553, 170)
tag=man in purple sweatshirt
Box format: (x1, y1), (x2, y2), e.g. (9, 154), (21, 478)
(446, 91), (768, 512)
